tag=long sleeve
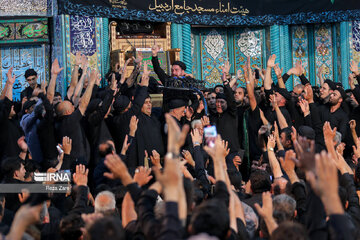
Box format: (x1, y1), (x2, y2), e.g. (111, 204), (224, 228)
(339, 173), (360, 226)
(151, 56), (168, 85)
(224, 84), (237, 117)
(137, 189), (161, 240)
(291, 182), (307, 225)
(327, 214), (356, 240)
(299, 74), (310, 85)
(158, 202), (182, 240)
(193, 146), (211, 195)
(69, 185), (90, 215)
(126, 182), (143, 204)
(352, 84), (360, 104)
(88, 89), (114, 127)
(306, 187), (328, 240)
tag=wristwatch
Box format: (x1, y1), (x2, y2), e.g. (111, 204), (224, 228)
(268, 147), (274, 152)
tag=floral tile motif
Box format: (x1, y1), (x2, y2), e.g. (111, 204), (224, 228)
(292, 25), (309, 86)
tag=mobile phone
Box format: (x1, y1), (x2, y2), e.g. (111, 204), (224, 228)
(255, 69), (260, 80)
(56, 145), (63, 155)
(204, 125), (217, 148)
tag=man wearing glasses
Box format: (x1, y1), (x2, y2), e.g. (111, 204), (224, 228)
(20, 69), (40, 100)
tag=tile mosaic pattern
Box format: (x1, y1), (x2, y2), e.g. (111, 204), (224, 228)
(291, 25), (309, 86)
(314, 24), (333, 84)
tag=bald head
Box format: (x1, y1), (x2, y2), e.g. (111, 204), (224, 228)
(56, 100), (75, 117)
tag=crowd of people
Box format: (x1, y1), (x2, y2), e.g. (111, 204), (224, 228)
(1, 44), (360, 240)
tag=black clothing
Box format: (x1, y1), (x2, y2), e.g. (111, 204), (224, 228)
(57, 109), (90, 166)
(0, 98), (22, 162)
(20, 85), (40, 100)
(210, 84), (240, 153)
(128, 112), (164, 169)
(112, 86), (148, 153)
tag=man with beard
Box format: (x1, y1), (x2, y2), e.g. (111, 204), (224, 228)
(321, 87), (348, 140)
(206, 91), (217, 117)
(234, 87), (248, 148)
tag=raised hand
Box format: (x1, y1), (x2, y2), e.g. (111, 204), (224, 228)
(151, 44), (160, 57)
(17, 136), (28, 153)
(6, 67), (16, 84)
(267, 54), (276, 68)
(166, 113), (189, 154)
(139, 62), (150, 87)
(254, 192), (278, 235)
(103, 153), (133, 186)
(293, 136), (316, 172)
(134, 166), (153, 186)
(182, 150), (195, 167)
(299, 99), (310, 116)
(303, 84), (314, 103)
(73, 164), (89, 186)
(62, 136), (72, 155)
(267, 134), (276, 150)
(129, 115), (139, 137)
(220, 61), (231, 75)
(307, 151), (344, 214)
(81, 54), (89, 70)
(150, 150), (161, 168)
(51, 58), (64, 75)
(350, 120), (356, 130)
(353, 137), (360, 159)
(323, 121), (336, 143)
(190, 128), (203, 146)
(274, 64), (283, 78)
(295, 60), (305, 75)
(201, 116), (210, 127)
(349, 73), (356, 90)
(110, 73), (117, 91)
(350, 60), (359, 76)
(75, 51), (82, 66)
(135, 52), (143, 64)
(121, 135), (131, 155)
(280, 150), (296, 174)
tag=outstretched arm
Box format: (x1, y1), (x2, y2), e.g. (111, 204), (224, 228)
(78, 69), (97, 115)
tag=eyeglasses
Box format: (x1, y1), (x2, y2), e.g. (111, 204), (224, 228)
(26, 77), (36, 81)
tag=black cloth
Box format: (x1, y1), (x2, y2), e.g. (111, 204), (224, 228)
(320, 106), (348, 141)
(111, 86), (148, 153)
(20, 86), (40, 100)
(128, 112), (164, 169)
(0, 98), (22, 162)
(56, 109), (90, 166)
(36, 93), (58, 167)
(151, 56), (169, 85)
(210, 84), (240, 153)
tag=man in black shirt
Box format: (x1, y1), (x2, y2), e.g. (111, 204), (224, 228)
(20, 69), (40, 100)
(56, 69), (97, 167)
(151, 44), (190, 86)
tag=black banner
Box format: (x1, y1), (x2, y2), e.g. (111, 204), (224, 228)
(58, 0), (360, 26)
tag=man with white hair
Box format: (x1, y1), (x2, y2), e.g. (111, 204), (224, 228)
(94, 190), (116, 215)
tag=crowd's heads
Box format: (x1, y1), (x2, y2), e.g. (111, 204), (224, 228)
(94, 190), (116, 215)
(113, 95), (131, 114)
(191, 119), (204, 136)
(1, 157), (26, 181)
(171, 61), (186, 77)
(250, 169), (272, 194)
(85, 216), (125, 240)
(141, 96), (152, 116)
(206, 92), (217, 110)
(25, 69), (38, 88)
(60, 214), (85, 240)
(23, 99), (37, 114)
(271, 221), (308, 240)
(329, 88), (345, 106)
(273, 194), (296, 222)
(298, 126), (315, 140)
(189, 199), (230, 240)
(280, 127), (293, 149)
(234, 87), (247, 104)
(214, 85), (224, 94)
(292, 84), (304, 98)
(216, 93), (227, 113)
(56, 100), (75, 117)
(320, 79), (335, 100)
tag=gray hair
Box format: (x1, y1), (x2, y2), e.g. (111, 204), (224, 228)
(191, 119), (202, 129)
(272, 194), (296, 222)
(95, 190), (116, 213)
